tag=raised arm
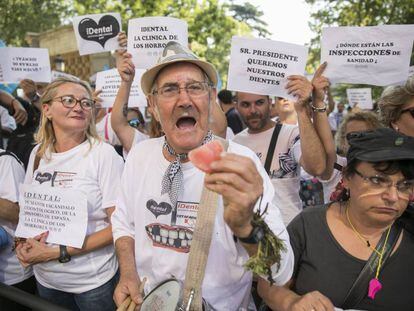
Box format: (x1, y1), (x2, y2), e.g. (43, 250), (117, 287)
(111, 34), (137, 152)
(311, 62), (337, 180)
(285, 76), (326, 176)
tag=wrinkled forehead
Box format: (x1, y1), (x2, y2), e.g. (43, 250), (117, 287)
(154, 62), (206, 87)
(236, 91), (269, 103)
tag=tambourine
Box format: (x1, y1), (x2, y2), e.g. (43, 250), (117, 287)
(141, 278), (214, 311)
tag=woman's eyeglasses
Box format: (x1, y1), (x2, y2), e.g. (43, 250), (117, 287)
(354, 168), (414, 199)
(51, 95), (95, 110)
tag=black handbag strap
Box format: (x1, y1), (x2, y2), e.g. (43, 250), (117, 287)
(264, 122), (282, 175)
(341, 222), (402, 309)
(0, 150), (23, 166)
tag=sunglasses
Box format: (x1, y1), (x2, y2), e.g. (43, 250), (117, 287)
(401, 107), (414, 118)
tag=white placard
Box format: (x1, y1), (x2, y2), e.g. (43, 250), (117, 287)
(73, 13), (122, 56)
(51, 70), (78, 81)
(15, 184), (88, 248)
(227, 36), (308, 99)
(321, 25), (414, 86)
(127, 17), (188, 69)
(346, 88), (373, 110)
(95, 68), (147, 108)
(0, 48), (51, 83)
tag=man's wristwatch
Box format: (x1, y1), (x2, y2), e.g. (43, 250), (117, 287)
(58, 245), (71, 263)
(237, 224), (265, 244)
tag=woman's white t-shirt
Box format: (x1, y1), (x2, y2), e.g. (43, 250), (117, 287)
(24, 139), (124, 293)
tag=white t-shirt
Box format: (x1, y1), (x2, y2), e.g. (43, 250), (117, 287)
(24, 139), (124, 293)
(122, 128), (149, 159)
(226, 127), (235, 140)
(301, 156), (347, 204)
(0, 149), (33, 285)
(112, 137), (294, 310)
(0, 106), (16, 132)
(233, 125), (302, 224)
(96, 112), (121, 146)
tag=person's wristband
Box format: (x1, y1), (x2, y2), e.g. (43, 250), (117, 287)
(311, 103), (327, 113)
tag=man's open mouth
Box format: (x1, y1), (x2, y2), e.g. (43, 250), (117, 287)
(176, 116), (196, 130)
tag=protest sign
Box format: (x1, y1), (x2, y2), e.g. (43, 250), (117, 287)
(321, 25), (414, 86)
(227, 36), (308, 99)
(127, 17), (188, 69)
(73, 13), (121, 56)
(0, 48), (51, 83)
(346, 88), (373, 110)
(95, 68), (147, 108)
(51, 70), (78, 81)
(15, 184), (88, 248)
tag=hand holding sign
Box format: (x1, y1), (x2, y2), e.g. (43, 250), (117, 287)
(15, 231), (57, 267)
(117, 51), (135, 83)
(286, 75), (313, 112)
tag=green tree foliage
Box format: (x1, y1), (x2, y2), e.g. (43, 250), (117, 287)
(0, 0), (69, 46)
(229, 1), (271, 38)
(305, 0), (414, 102)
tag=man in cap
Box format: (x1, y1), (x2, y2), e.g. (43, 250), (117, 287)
(111, 42), (294, 310)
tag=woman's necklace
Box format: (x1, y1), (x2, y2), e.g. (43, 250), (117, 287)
(346, 207), (381, 256)
(345, 205), (392, 300)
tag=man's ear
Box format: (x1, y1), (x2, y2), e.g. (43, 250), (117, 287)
(148, 96), (160, 122)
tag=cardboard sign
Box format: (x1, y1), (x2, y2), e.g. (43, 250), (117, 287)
(73, 13), (122, 56)
(227, 36), (308, 100)
(95, 68), (147, 108)
(321, 25), (414, 86)
(15, 184), (88, 248)
(127, 17), (188, 69)
(51, 70), (78, 81)
(0, 48), (51, 83)
(346, 88), (373, 110)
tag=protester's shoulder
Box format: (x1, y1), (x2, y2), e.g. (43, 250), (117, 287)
(128, 136), (163, 160)
(0, 149), (24, 168)
(90, 139), (123, 162)
(232, 128), (249, 140)
(288, 205), (328, 230)
(228, 139), (258, 158)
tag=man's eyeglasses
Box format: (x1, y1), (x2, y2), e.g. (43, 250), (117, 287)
(401, 107), (414, 118)
(152, 81), (211, 100)
(51, 95), (95, 110)
(354, 168), (414, 199)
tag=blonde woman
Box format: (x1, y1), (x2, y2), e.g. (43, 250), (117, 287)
(378, 76), (414, 137)
(15, 77), (124, 311)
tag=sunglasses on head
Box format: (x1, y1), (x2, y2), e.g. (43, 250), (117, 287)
(401, 107), (414, 118)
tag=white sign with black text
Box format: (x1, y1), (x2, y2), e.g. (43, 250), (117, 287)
(127, 17), (188, 69)
(15, 184), (88, 248)
(227, 36), (308, 100)
(73, 13), (122, 56)
(321, 25), (414, 85)
(95, 68), (147, 108)
(51, 70), (78, 81)
(346, 88), (373, 110)
(0, 48), (51, 83)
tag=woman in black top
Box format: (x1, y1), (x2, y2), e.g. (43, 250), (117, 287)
(258, 128), (414, 311)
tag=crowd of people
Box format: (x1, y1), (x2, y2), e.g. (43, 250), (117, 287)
(0, 26), (413, 311)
